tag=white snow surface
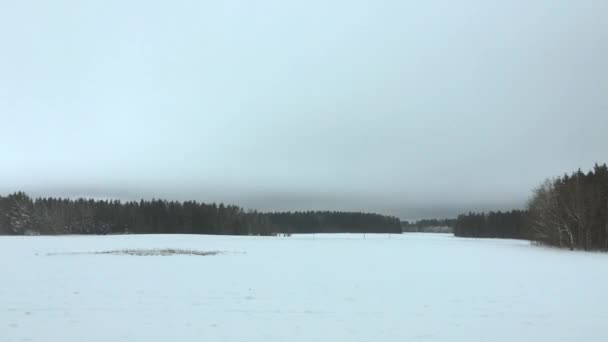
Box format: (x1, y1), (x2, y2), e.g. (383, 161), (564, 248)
(1, 233), (607, 342)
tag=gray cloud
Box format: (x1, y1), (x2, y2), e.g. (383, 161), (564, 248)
(1, 0), (606, 219)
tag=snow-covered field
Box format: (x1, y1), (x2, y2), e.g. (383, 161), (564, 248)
(1, 233), (607, 342)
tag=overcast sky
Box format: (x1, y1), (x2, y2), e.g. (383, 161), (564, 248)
(1, 0), (606, 219)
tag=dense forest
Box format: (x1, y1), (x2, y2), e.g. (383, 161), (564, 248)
(0, 192), (401, 236)
(453, 210), (527, 239)
(267, 211), (402, 234)
(527, 164), (608, 250)
(453, 164), (608, 251)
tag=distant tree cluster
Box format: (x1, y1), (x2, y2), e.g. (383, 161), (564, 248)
(0, 193), (401, 236)
(527, 164), (608, 250)
(402, 218), (456, 232)
(267, 211), (402, 234)
(453, 210), (527, 239)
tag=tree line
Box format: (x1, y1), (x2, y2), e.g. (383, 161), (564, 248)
(454, 210), (527, 239)
(453, 163), (608, 251)
(0, 192), (401, 236)
(267, 211), (402, 234)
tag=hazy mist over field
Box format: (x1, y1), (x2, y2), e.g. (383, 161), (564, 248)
(1, 0), (606, 218)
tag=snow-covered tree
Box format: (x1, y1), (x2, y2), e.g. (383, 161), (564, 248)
(5, 192), (35, 235)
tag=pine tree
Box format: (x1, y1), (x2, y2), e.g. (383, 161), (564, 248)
(5, 192), (35, 235)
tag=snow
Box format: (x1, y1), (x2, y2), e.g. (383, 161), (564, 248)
(1, 233), (607, 342)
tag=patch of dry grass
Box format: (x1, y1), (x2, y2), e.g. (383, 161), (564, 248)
(47, 248), (223, 256)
